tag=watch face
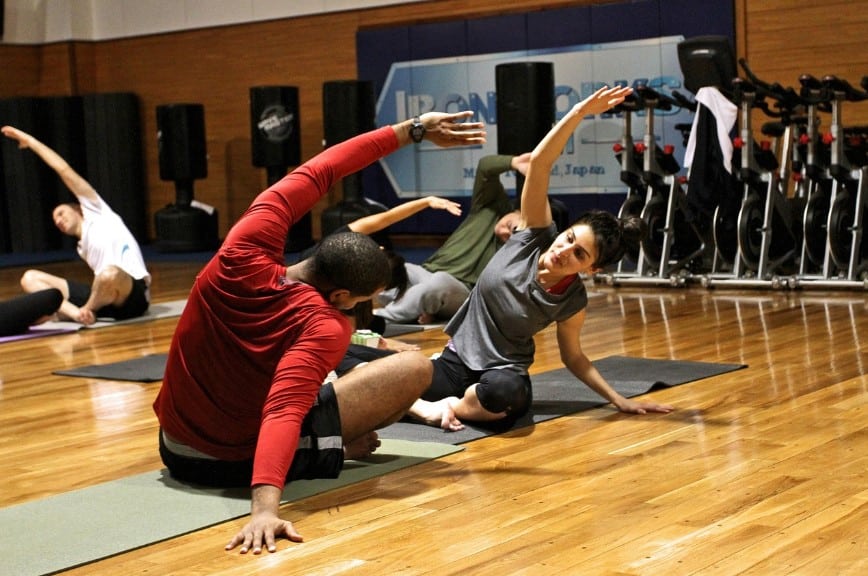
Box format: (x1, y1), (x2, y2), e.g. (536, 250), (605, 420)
(411, 122), (425, 143)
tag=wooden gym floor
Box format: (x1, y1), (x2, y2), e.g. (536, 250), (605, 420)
(0, 258), (865, 575)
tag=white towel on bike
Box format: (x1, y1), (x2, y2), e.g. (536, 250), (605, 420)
(683, 86), (738, 173)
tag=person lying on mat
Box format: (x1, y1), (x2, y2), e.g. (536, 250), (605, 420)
(373, 153), (529, 325)
(297, 194), (464, 352)
(153, 111), (486, 555)
(1, 126), (151, 326)
(402, 87), (674, 431)
(0, 288), (64, 336)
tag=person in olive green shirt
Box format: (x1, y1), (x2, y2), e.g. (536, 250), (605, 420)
(374, 153), (529, 324)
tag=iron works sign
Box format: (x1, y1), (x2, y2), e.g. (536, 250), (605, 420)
(375, 36), (691, 199)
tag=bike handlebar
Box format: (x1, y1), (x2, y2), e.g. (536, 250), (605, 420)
(822, 75), (868, 102)
(737, 58), (803, 113)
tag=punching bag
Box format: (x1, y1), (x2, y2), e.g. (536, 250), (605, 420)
(496, 62), (568, 226)
(249, 85), (309, 251)
(319, 80), (387, 245)
(154, 103), (218, 252)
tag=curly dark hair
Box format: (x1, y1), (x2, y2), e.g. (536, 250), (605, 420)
(311, 232), (391, 296)
(574, 210), (647, 269)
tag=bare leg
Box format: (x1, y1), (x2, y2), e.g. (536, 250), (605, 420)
(79, 266), (133, 325)
(20, 269), (69, 297)
(20, 269), (81, 321)
(332, 350), (432, 444)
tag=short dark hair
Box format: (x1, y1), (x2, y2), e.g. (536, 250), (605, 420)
(574, 210), (646, 269)
(311, 232), (391, 296)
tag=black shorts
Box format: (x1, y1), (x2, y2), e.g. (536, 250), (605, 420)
(67, 276), (150, 320)
(336, 344), (395, 376)
(428, 347), (532, 425)
(159, 382), (344, 488)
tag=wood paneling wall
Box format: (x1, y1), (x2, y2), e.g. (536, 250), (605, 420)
(0, 0), (865, 241)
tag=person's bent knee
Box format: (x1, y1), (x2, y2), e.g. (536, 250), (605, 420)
(20, 269), (42, 292)
(94, 265), (127, 286)
(476, 371), (531, 417)
(396, 350), (433, 394)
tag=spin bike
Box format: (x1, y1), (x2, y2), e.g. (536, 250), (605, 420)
(792, 75), (868, 288)
(603, 86), (705, 287)
(704, 62), (803, 289)
(609, 92), (645, 273)
(793, 73), (834, 280)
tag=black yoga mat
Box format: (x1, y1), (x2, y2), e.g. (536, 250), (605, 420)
(53, 353), (169, 382)
(377, 355), (747, 445)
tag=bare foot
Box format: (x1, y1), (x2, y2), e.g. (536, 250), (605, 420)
(77, 307), (97, 325)
(409, 398), (464, 431)
(417, 312), (436, 325)
(343, 431), (381, 460)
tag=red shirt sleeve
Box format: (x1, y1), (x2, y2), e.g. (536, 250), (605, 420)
(250, 297), (351, 487)
(225, 126), (399, 263)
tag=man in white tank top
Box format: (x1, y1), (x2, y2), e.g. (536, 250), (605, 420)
(2, 125), (150, 325)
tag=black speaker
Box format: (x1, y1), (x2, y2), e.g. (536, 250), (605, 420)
(495, 62), (556, 155)
(249, 86), (309, 252)
(250, 86), (301, 171)
(323, 80), (375, 149)
(156, 103), (207, 185)
(322, 80), (375, 207)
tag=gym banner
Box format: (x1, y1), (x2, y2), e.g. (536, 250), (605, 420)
(376, 36), (692, 199)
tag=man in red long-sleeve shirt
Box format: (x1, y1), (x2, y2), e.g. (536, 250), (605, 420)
(153, 111), (485, 555)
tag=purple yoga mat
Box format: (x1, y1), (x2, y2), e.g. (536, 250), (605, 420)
(0, 327), (79, 344)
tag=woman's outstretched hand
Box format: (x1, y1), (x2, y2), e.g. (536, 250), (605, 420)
(575, 86), (634, 116)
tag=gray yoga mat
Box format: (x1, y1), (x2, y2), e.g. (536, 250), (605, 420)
(52, 325), (427, 382)
(38, 298), (187, 331)
(0, 439), (463, 576)
(53, 352), (169, 382)
(382, 323), (426, 337)
(378, 355), (747, 445)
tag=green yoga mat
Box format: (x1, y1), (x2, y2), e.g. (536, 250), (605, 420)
(0, 439), (463, 576)
(378, 355), (747, 444)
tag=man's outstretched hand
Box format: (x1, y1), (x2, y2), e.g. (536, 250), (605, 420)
(418, 111), (487, 148)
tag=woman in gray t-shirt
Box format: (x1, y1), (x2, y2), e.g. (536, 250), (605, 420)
(408, 86), (675, 431)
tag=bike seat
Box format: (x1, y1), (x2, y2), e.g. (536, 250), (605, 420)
(731, 77), (758, 102)
(799, 74), (823, 92)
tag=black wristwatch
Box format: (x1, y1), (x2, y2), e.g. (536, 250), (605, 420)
(409, 116), (426, 143)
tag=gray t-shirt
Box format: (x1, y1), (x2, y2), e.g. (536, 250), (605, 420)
(446, 224), (588, 374)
